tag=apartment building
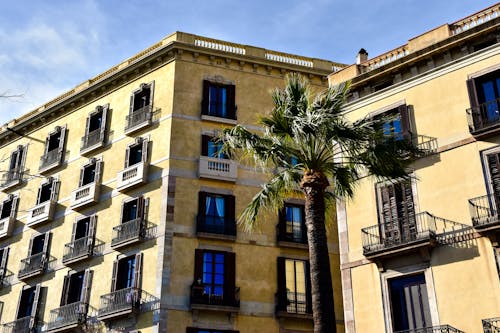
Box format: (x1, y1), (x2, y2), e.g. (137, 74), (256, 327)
(329, 4), (500, 333)
(0, 33), (345, 332)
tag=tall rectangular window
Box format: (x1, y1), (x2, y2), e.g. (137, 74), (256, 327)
(202, 80), (236, 120)
(197, 192), (235, 236)
(126, 82), (154, 133)
(124, 138), (149, 168)
(276, 257), (312, 315)
(81, 105), (108, 153)
(36, 178), (58, 205)
(3, 145), (26, 186)
(111, 253), (142, 292)
(40, 126), (66, 172)
(201, 135), (227, 159)
(373, 105), (411, 141)
(278, 203), (306, 244)
(467, 69), (500, 133)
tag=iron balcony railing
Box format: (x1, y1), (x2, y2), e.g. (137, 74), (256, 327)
(47, 301), (88, 331)
(190, 283), (240, 308)
(469, 194), (500, 229)
(276, 291), (311, 315)
(196, 215), (236, 236)
(394, 325), (465, 333)
(1, 169), (22, 187)
(276, 224), (307, 244)
(2, 316), (34, 333)
(63, 236), (94, 263)
(111, 218), (144, 247)
(18, 252), (46, 278)
(40, 149), (62, 170)
(483, 317), (500, 333)
(467, 98), (500, 134)
(412, 134), (438, 156)
(98, 287), (141, 319)
(81, 128), (104, 151)
(361, 212), (437, 255)
(125, 105), (152, 131)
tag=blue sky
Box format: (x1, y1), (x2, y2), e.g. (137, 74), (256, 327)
(0, 0), (497, 125)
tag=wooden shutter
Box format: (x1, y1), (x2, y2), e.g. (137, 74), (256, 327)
(398, 104), (411, 139)
(400, 181), (416, 240)
(78, 165), (85, 187)
(60, 273), (71, 306)
(94, 160), (103, 183)
(378, 181), (415, 243)
(276, 257), (287, 311)
(14, 286), (24, 320)
(201, 135), (210, 156)
(466, 78), (479, 109)
(300, 205), (307, 243)
(194, 249), (204, 281)
(100, 105), (109, 141)
(50, 179), (59, 201)
(124, 145), (131, 168)
(141, 138), (149, 164)
(305, 260), (312, 314)
(81, 269), (93, 304)
(225, 195), (235, 221)
(30, 284), (42, 329)
(27, 235), (35, 256)
(198, 192), (207, 217)
(87, 215), (97, 250)
(36, 182), (44, 205)
(42, 233), (51, 266)
(487, 153), (500, 204)
(148, 82), (155, 111)
(110, 259), (119, 292)
(379, 183), (400, 243)
(19, 145), (27, 171)
(43, 133), (51, 155)
(10, 195), (19, 219)
(70, 220), (78, 243)
(224, 252), (236, 304)
(83, 111), (91, 138)
(227, 84), (236, 120)
(133, 253), (143, 289)
(58, 126), (67, 155)
(129, 92), (136, 114)
(201, 80), (210, 115)
(137, 196), (145, 220)
(0, 247), (9, 280)
(278, 207), (286, 240)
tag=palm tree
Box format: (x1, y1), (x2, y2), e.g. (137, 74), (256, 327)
(221, 73), (418, 333)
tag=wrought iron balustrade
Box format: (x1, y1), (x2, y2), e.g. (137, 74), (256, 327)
(111, 218), (144, 247)
(98, 287), (141, 319)
(276, 224), (307, 244)
(40, 149), (62, 170)
(190, 283), (240, 308)
(81, 128), (104, 151)
(2, 316), (34, 333)
(467, 98), (500, 135)
(276, 291), (310, 315)
(18, 252), (46, 278)
(63, 236), (94, 263)
(125, 105), (152, 131)
(47, 301), (89, 331)
(394, 325), (464, 333)
(196, 215), (236, 236)
(469, 194), (500, 229)
(483, 317), (500, 333)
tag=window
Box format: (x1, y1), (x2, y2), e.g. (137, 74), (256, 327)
(3, 145), (26, 186)
(19, 232), (51, 278)
(278, 203), (306, 244)
(467, 69), (500, 125)
(373, 105), (411, 141)
(63, 215), (97, 263)
(79, 158), (102, 187)
(15, 284), (41, 326)
(192, 249), (237, 306)
(0, 194), (18, 237)
(125, 137), (149, 168)
(60, 269), (92, 306)
(202, 80), (236, 120)
(36, 177), (59, 205)
(276, 257), (312, 315)
(112, 196), (148, 248)
(197, 192), (236, 236)
(40, 126), (66, 171)
(111, 253), (143, 292)
(81, 105), (109, 152)
(201, 135), (227, 159)
(376, 180), (416, 246)
(121, 196), (146, 224)
(0, 247), (9, 284)
(126, 83), (154, 132)
(389, 273), (432, 330)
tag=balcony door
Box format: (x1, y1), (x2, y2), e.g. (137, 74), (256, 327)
(486, 152), (500, 215)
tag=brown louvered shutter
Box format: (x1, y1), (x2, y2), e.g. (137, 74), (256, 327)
(466, 78), (479, 109)
(194, 249), (204, 281)
(225, 195), (236, 231)
(487, 153), (500, 208)
(124, 145), (131, 168)
(60, 273), (71, 306)
(30, 284), (42, 329)
(227, 84), (236, 120)
(300, 205), (307, 243)
(110, 259), (119, 292)
(379, 183), (400, 243)
(133, 253), (143, 290)
(400, 181), (416, 241)
(201, 80), (210, 115)
(278, 207), (286, 241)
(137, 196), (145, 221)
(305, 260), (312, 314)
(87, 215), (97, 251)
(141, 138), (149, 164)
(201, 135), (210, 156)
(224, 252), (236, 305)
(198, 192), (207, 217)
(398, 104), (411, 139)
(0, 247), (9, 281)
(82, 269), (93, 304)
(276, 257), (287, 311)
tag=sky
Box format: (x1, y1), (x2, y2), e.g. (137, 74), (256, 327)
(0, 0), (498, 125)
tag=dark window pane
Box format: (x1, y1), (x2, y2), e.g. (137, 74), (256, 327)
(18, 287), (36, 319)
(89, 111), (103, 132)
(39, 183), (52, 203)
(128, 144), (143, 166)
(82, 163), (96, 186)
(47, 131), (61, 152)
(1, 199), (12, 219)
(75, 218), (90, 239)
(31, 234), (45, 255)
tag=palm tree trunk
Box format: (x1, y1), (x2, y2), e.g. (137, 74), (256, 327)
(301, 172), (336, 333)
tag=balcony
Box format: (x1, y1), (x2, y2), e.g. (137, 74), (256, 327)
(394, 325), (465, 333)
(467, 98), (500, 138)
(124, 105), (152, 135)
(411, 134), (438, 157)
(39, 149), (63, 173)
(97, 287), (141, 321)
(199, 156), (237, 182)
(116, 162), (148, 192)
(70, 182), (100, 210)
(196, 215), (236, 240)
(18, 253), (46, 279)
(46, 301), (90, 332)
(80, 128), (105, 155)
(361, 212), (438, 259)
(469, 194), (500, 232)
(111, 218), (145, 249)
(2, 316), (35, 333)
(190, 283), (240, 312)
(26, 200), (56, 227)
(276, 291), (312, 319)
(0, 170), (23, 190)
(0, 215), (14, 239)
(62, 236), (94, 265)
(483, 317), (500, 333)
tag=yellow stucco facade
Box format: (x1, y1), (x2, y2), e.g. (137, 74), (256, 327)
(0, 32), (344, 333)
(329, 4), (500, 333)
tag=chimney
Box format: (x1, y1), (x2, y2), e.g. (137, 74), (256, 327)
(356, 48), (368, 64)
